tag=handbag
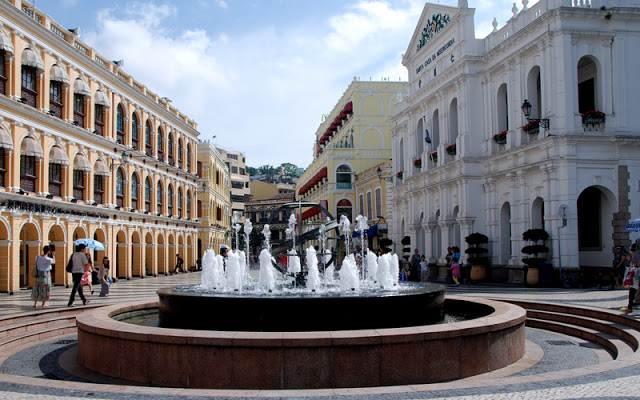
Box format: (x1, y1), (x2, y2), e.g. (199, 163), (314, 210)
(31, 259), (39, 278)
(65, 255), (74, 273)
(623, 267), (635, 288)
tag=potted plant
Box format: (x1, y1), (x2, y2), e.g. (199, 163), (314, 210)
(493, 131), (507, 144)
(522, 120), (540, 134)
(582, 110), (606, 125)
(413, 158), (421, 168)
(429, 151), (437, 163)
(401, 236), (411, 262)
(379, 237), (393, 254)
(521, 228), (550, 286)
(446, 143), (456, 155)
(465, 232), (489, 282)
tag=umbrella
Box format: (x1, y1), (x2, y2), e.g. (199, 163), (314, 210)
(220, 245), (228, 249)
(74, 238), (105, 251)
(624, 218), (640, 232)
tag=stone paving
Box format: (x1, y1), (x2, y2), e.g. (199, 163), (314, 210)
(0, 272), (639, 399)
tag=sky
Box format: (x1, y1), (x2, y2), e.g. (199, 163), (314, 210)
(39, 0), (538, 169)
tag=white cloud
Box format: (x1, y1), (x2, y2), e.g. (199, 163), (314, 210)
(216, 0), (228, 9)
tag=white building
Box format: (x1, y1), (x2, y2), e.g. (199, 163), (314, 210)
(391, 0), (640, 282)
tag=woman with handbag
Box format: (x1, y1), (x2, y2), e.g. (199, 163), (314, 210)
(31, 245), (54, 308)
(99, 257), (110, 297)
(620, 247), (636, 313)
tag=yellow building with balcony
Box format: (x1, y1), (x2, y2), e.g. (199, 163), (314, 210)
(0, 1), (200, 292)
(197, 139), (231, 257)
(296, 78), (406, 243)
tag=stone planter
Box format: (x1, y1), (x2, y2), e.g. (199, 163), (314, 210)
(470, 265), (487, 282)
(526, 266), (539, 286)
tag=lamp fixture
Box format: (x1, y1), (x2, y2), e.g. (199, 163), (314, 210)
(521, 99), (550, 129)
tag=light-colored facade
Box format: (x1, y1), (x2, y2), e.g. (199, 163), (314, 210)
(392, 0), (640, 281)
(216, 146), (249, 216)
(353, 160), (392, 250)
(297, 79), (407, 233)
(249, 179), (295, 201)
(197, 139), (231, 257)
(0, 1), (200, 292)
(245, 193), (295, 252)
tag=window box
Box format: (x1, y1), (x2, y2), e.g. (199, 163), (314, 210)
(429, 151), (437, 163)
(413, 158), (421, 168)
(493, 131), (507, 144)
(582, 110), (606, 125)
(446, 144), (456, 155)
(396, 171), (403, 179)
(522, 120), (539, 134)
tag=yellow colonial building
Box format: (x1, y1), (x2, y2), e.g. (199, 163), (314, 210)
(0, 1), (200, 292)
(197, 139), (231, 257)
(296, 78), (406, 240)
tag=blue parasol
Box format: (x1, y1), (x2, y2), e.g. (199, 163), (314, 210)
(624, 218), (640, 232)
(74, 238), (105, 251)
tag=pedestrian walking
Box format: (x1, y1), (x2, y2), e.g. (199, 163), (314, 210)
(68, 244), (90, 307)
(99, 256), (110, 297)
(31, 245), (54, 308)
(614, 246), (628, 287)
(173, 254), (185, 274)
(420, 255), (428, 282)
(410, 249), (421, 282)
(80, 252), (96, 295)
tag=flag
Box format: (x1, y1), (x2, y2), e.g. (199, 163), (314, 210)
(423, 116), (431, 144)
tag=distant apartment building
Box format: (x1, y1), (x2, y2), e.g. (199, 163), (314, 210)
(197, 140), (231, 257)
(216, 146), (249, 216)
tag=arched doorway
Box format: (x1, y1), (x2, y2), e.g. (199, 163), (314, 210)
(531, 197), (545, 230)
(116, 230), (127, 279)
(48, 224), (66, 285)
(20, 222), (40, 288)
(187, 235), (193, 270)
(145, 232), (155, 276)
(157, 233), (166, 274)
(336, 199), (353, 222)
(132, 231), (142, 277)
(168, 234), (176, 272)
(0, 220), (10, 292)
(178, 235), (185, 269)
(93, 228), (107, 273)
(500, 202), (512, 264)
(578, 186), (615, 266)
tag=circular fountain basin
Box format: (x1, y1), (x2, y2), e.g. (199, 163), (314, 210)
(76, 295), (526, 389)
(158, 282), (446, 331)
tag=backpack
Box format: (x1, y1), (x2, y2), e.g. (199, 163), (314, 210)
(65, 254), (74, 273)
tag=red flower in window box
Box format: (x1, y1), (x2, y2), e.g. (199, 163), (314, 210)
(397, 171), (404, 179)
(493, 131), (507, 144)
(522, 120), (540, 133)
(429, 151), (437, 162)
(445, 144), (456, 155)
(413, 158), (421, 168)
(582, 110), (606, 124)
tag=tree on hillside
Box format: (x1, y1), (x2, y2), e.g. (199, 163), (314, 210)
(246, 166), (258, 176)
(258, 165), (279, 175)
(279, 163), (299, 177)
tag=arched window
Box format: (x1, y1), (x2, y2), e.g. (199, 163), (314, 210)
(131, 113), (139, 150)
(94, 175), (104, 205)
(94, 104), (104, 135)
(432, 109), (440, 148)
(415, 118), (424, 158)
(157, 127), (164, 161)
(178, 187), (183, 217)
(168, 133), (174, 164)
(527, 66), (541, 119)
(145, 177), (152, 211)
(49, 64), (67, 120)
(186, 143), (192, 171)
(116, 168), (124, 207)
(449, 98), (458, 146)
(131, 173), (139, 210)
(168, 185), (174, 216)
(20, 150), (37, 193)
(0, 147), (6, 187)
(178, 139), (183, 169)
(336, 199), (353, 221)
(116, 104), (125, 144)
(577, 56), (598, 114)
(0, 50), (6, 95)
(73, 168), (85, 200)
(48, 145), (66, 197)
(336, 165), (352, 189)
(156, 181), (163, 213)
(187, 190), (192, 219)
(497, 84), (509, 133)
(145, 121), (153, 155)
(73, 93), (85, 128)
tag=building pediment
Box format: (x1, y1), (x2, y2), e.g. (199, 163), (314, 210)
(405, 3), (460, 63)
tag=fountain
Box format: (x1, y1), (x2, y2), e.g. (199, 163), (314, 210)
(76, 207), (526, 390)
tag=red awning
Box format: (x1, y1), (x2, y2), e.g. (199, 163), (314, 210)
(344, 101), (353, 114)
(302, 207), (321, 220)
(339, 111), (347, 120)
(298, 166), (328, 197)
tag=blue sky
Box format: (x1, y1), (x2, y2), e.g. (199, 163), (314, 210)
(40, 0), (538, 168)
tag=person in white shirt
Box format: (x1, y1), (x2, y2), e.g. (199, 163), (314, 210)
(31, 245), (54, 308)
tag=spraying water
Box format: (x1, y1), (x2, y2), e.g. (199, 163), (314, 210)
(377, 253), (394, 289)
(339, 215), (351, 256)
(318, 223), (327, 273)
(305, 245), (321, 292)
(366, 250), (378, 283)
(339, 254), (360, 291)
(262, 224), (271, 253)
(257, 248), (275, 292)
(244, 218), (253, 269)
(355, 215), (368, 280)
(226, 251), (243, 291)
(232, 211), (243, 253)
